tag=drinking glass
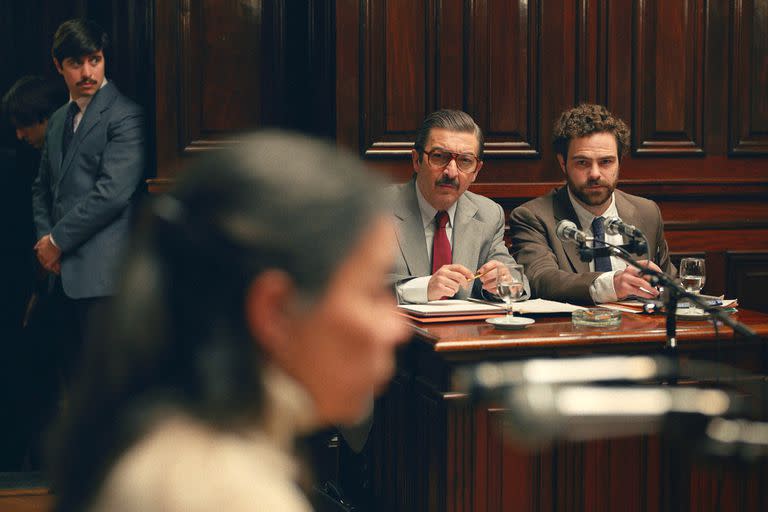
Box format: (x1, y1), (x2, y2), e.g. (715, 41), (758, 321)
(679, 257), (706, 313)
(496, 263), (525, 321)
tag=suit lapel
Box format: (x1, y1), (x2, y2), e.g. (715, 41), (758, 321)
(452, 194), (481, 271)
(615, 190), (655, 256)
(56, 83), (116, 191)
(48, 109), (66, 181)
(394, 181), (431, 277)
(553, 186), (591, 273)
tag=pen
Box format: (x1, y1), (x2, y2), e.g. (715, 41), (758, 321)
(467, 269), (491, 282)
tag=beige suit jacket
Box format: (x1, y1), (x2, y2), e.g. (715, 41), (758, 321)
(389, 180), (528, 301)
(510, 186), (675, 304)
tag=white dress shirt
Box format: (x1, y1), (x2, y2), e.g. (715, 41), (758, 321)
(71, 77), (108, 132)
(396, 186), (458, 304)
(567, 188), (627, 303)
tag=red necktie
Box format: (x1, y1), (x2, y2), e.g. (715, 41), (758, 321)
(432, 211), (452, 273)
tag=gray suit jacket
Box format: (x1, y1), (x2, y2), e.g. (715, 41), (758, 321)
(510, 186), (675, 305)
(32, 82), (145, 299)
(389, 180), (528, 301)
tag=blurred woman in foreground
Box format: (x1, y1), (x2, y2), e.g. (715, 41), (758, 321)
(48, 132), (410, 512)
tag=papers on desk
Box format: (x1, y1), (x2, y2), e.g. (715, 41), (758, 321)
(600, 296), (738, 314)
(515, 298), (585, 314)
(398, 300), (504, 318)
(397, 298), (583, 322)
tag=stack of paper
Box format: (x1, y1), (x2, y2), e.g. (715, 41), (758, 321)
(600, 295), (738, 314)
(397, 298), (583, 322)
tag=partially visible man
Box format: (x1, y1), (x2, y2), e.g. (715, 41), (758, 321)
(1, 76), (65, 468)
(390, 109), (528, 303)
(32, 18), (145, 378)
(510, 103), (675, 305)
(2, 75), (64, 150)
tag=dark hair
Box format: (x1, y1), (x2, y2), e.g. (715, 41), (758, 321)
(414, 109), (485, 160)
(52, 18), (109, 63)
(552, 103), (631, 161)
(48, 131), (387, 512)
(2, 75), (64, 127)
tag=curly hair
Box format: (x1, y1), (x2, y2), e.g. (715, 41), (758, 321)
(552, 104), (630, 161)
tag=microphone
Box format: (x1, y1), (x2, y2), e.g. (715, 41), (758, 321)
(555, 220), (587, 245)
(604, 217), (644, 239)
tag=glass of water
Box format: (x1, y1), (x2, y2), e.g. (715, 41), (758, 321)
(496, 263), (525, 320)
(679, 257), (706, 312)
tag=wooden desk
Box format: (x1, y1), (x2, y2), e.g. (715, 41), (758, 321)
(370, 310), (768, 512)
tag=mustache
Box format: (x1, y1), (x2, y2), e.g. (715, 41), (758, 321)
(76, 78), (96, 86)
(435, 175), (459, 188)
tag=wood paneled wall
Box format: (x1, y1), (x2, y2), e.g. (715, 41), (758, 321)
(337, 0), (768, 172)
(128, 0), (768, 309)
(336, 0), (768, 310)
(152, 0), (336, 182)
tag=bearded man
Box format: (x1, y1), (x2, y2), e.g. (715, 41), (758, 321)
(509, 103), (675, 305)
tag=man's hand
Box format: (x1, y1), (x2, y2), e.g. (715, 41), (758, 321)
(427, 264), (474, 301)
(476, 260), (507, 296)
(613, 259), (662, 300)
(34, 234), (61, 274)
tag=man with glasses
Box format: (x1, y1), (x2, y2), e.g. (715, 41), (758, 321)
(389, 109), (528, 303)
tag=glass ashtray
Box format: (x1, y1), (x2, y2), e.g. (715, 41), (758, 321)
(572, 308), (622, 327)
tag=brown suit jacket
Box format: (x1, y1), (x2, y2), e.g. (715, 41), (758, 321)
(509, 186), (675, 304)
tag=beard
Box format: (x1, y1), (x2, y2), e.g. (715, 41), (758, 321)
(567, 174), (617, 208)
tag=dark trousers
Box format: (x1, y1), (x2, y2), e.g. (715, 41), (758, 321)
(49, 278), (111, 393)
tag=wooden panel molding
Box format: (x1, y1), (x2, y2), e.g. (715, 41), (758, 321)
(634, 0), (706, 155)
(729, 0), (768, 154)
(466, 0), (540, 157)
(726, 251), (768, 312)
(154, 0), (337, 179)
(360, 0), (540, 158)
(179, 0), (266, 150)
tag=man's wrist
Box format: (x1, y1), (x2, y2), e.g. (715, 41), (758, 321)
(590, 270), (620, 303)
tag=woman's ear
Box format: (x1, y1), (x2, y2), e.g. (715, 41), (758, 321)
(244, 270), (296, 357)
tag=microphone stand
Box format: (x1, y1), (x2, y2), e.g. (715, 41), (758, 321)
(577, 238), (758, 349)
(582, 238), (760, 511)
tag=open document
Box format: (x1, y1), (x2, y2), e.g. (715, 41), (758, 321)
(398, 298), (583, 321)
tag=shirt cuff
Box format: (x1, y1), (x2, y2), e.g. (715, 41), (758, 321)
(49, 234), (59, 249)
(396, 276), (431, 304)
(589, 270), (620, 303)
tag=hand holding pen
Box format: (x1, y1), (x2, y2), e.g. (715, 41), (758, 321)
(467, 260), (509, 297)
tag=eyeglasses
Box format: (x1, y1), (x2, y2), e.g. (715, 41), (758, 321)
(423, 149), (480, 173)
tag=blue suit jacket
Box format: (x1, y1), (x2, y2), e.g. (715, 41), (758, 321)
(32, 82), (145, 299)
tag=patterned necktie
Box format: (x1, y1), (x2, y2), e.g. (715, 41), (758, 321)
(591, 216), (612, 272)
(62, 101), (80, 156)
(432, 211), (452, 273)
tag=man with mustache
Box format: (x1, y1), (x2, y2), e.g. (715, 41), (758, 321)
(390, 109), (528, 303)
(509, 104), (674, 305)
(32, 18), (145, 383)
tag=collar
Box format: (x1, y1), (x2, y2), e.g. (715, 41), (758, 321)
(414, 182), (458, 229)
(69, 77), (109, 113)
(258, 363), (317, 450)
(567, 187), (618, 230)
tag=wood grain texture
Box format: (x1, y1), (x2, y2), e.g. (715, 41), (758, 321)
(337, 0), (768, 216)
(634, 0), (706, 155)
(729, 0), (768, 154)
(369, 312), (768, 511)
